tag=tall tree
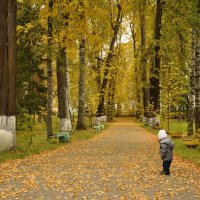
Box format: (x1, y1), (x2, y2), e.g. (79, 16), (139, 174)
(187, 29), (196, 135)
(57, 45), (72, 132)
(150, 0), (165, 111)
(76, 0), (87, 129)
(76, 38), (87, 129)
(8, 0), (17, 145)
(130, 19), (141, 115)
(17, 1), (47, 121)
(96, 2), (123, 116)
(0, 0), (17, 147)
(46, 0), (53, 139)
(140, 0), (149, 116)
(53, 1), (72, 133)
(195, 0), (200, 131)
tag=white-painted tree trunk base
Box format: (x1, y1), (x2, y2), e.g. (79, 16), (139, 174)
(0, 116), (16, 151)
(95, 116), (107, 125)
(142, 116), (158, 127)
(0, 130), (13, 151)
(0, 116), (7, 130)
(60, 118), (72, 133)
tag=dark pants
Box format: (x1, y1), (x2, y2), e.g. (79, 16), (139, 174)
(163, 161), (172, 175)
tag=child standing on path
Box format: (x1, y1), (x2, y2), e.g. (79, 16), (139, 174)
(158, 130), (174, 175)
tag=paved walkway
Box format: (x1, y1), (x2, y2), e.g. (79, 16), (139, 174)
(0, 118), (200, 200)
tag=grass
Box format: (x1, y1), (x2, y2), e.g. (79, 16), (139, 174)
(70, 128), (99, 141)
(141, 118), (200, 166)
(163, 119), (187, 134)
(172, 138), (200, 165)
(0, 116), (102, 164)
(0, 117), (60, 163)
(3, 116), (199, 167)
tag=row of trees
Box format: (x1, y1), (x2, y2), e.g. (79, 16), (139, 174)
(0, 0), (200, 148)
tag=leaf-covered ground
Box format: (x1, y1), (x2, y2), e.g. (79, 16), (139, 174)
(0, 118), (200, 199)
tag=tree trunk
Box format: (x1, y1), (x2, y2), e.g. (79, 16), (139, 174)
(8, 0), (17, 146)
(187, 29), (196, 135)
(96, 4), (122, 116)
(46, 0), (53, 139)
(57, 46), (72, 133)
(150, 0), (165, 111)
(0, 0), (9, 120)
(130, 21), (137, 59)
(107, 70), (117, 121)
(0, 0), (16, 149)
(66, 50), (71, 123)
(76, 38), (86, 130)
(195, 0), (200, 131)
(95, 56), (103, 92)
(116, 103), (122, 117)
(140, 0), (149, 116)
(130, 21), (141, 115)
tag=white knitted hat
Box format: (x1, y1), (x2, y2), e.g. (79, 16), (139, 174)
(158, 130), (168, 140)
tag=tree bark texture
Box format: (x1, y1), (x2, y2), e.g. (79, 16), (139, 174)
(195, 0), (200, 131)
(95, 57), (103, 92)
(0, 0), (17, 148)
(107, 70), (117, 121)
(76, 38), (86, 130)
(187, 30), (196, 135)
(150, 0), (165, 111)
(96, 4), (122, 117)
(0, 0), (9, 117)
(130, 21), (141, 114)
(8, 0), (17, 117)
(130, 21), (137, 59)
(56, 46), (72, 133)
(66, 51), (71, 119)
(46, 0), (53, 139)
(140, 0), (149, 116)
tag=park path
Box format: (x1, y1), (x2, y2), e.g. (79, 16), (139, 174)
(0, 118), (200, 200)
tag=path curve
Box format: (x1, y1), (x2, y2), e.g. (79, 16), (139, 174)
(0, 118), (200, 199)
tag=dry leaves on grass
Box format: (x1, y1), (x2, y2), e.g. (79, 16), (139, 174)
(0, 119), (200, 199)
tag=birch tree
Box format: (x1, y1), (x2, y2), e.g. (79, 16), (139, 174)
(55, 1), (72, 133)
(56, 46), (72, 133)
(76, 0), (86, 130)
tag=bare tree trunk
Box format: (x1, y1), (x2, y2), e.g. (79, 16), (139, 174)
(140, 0), (149, 116)
(95, 56), (103, 92)
(0, 0), (9, 121)
(0, 0), (16, 149)
(57, 46), (72, 133)
(150, 0), (165, 111)
(195, 0), (200, 131)
(130, 21), (137, 59)
(66, 51), (71, 122)
(130, 21), (141, 115)
(46, 0), (53, 139)
(55, 1), (72, 132)
(187, 29), (196, 135)
(107, 69), (117, 121)
(8, 0), (17, 146)
(76, 38), (86, 129)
